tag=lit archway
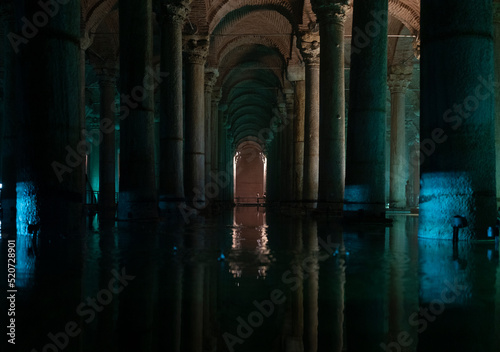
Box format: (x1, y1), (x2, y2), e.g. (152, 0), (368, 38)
(233, 141), (267, 204)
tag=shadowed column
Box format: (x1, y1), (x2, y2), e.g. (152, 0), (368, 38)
(299, 35), (320, 208)
(117, 0), (158, 220)
(1, 4), (16, 233)
(313, 0), (349, 212)
(293, 79), (305, 203)
(97, 69), (117, 219)
(344, 0), (388, 217)
(419, 0), (496, 239)
(15, 0), (84, 234)
(204, 68), (219, 195)
(158, 0), (190, 212)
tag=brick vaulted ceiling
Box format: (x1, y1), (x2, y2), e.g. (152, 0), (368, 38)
(86, 0), (421, 148)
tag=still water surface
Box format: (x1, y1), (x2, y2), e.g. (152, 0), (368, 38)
(1, 206), (499, 351)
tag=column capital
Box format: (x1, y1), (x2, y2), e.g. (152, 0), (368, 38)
(298, 34), (320, 66)
(387, 64), (413, 93)
(205, 68), (219, 93)
(311, 0), (351, 24)
(157, 0), (191, 25)
(212, 88), (222, 106)
(183, 35), (209, 65)
(413, 34), (420, 60)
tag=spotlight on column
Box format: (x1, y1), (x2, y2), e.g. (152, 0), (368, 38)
(452, 215), (467, 243)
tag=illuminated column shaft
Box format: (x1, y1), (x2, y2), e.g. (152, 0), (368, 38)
(158, 1), (189, 209)
(300, 38), (320, 208)
(210, 90), (221, 178)
(345, 0), (388, 216)
(314, 1), (349, 211)
(183, 36), (209, 208)
(419, 0), (496, 239)
(118, 0), (158, 220)
(388, 65), (412, 209)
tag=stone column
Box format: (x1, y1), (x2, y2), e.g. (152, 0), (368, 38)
(97, 69), (117, 219)
(204, 68), (219, 189)
(494, 2), (500, 208)
(87, 118), (100, 195)
(211, 89), (221, 178)
(285, 90), (295, 202)
(387, 65), (412, 209)
(158, 0), (190, 211)
(299, 36), (320, 208)
(15, 0), (84, 234)
(117, 0), (158, 220)
(1, 4), (16, 231)
(345, 0), (388, 217)
(293, 80), (306, 202)
(419, 0), (496, 239)
(184, 36), (209, 209)
(313, 1), (349, 212)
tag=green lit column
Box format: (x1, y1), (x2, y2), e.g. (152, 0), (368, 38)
(494, 1), (500, 208)
(419, 0), (496, 239)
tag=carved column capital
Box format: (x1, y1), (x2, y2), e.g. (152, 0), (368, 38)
(183, 35), (209, 65)
(387, 64), (413, 94)
(205, 68), (219, 94)
(157, 0), (191, 25)
(413, 34), (420, 60)
(311, 0), (351, 24)
(298, 34), (320, 66)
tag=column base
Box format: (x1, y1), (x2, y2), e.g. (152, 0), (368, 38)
(117, 192), (158, 220)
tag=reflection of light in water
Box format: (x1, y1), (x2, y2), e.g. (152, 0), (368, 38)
(228, 208), (270, 279)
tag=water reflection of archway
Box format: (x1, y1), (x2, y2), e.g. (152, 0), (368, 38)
(229, 206), (269, 279)
(233, 141), (267, 205)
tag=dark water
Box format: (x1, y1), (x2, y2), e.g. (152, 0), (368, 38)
(1, 207), (499, 352)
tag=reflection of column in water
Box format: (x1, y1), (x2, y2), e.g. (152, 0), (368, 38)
(96, 226), (119, 351)
(203, 221), (219, 351)
(161, 221), (184, 352)
(318, 221), (345, 352)
(387, 216), (418, 351)
(116, 223), (158, 351)
(303, 220), (318, 352)
(496, 255), (500, 348)
(181, 224), (205, 352)
(285, 217), (304, 351)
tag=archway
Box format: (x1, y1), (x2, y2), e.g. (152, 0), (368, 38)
(233, 141), (267, 204)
